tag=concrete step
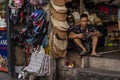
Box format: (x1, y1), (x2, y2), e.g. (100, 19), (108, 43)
(82, 52), (120, 72)
(77, 68), (120, 80)
(59, 68), (120, 80)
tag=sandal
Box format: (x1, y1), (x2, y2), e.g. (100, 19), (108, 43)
(80, 50), (87, 56)
(91, 53), (102, 57)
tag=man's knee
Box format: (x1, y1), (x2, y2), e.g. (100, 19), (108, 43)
(92, 36), (98, 40)
(73, 38), (81, 42)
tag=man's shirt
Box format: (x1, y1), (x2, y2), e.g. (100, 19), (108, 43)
(67, 25), (97, 51)
(68, 25), (97, 41)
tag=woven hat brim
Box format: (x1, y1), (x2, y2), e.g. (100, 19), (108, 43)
(50, 0), (67, 13)
(53, 43), (67, 58)
(51, 8), (67, 21)
(51, 16), (69, 31)
(52, 0), (65, 6)
(53, 26), (67, 40)
(53, 34), (67, 51)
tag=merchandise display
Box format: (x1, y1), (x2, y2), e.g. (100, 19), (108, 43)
(0, 0), (8, 72)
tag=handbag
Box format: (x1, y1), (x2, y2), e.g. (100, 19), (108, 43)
(38, 55), (49, 76)
(26, 46), (49, 76)
(26, 46), (46, 74)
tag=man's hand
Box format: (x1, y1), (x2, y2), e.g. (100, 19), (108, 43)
(68, 32), (84, 39)
(89, 32), (94, 37)
(77, 33), (84, 39)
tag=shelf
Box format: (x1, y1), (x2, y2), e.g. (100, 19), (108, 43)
(0, 27), (6, 31)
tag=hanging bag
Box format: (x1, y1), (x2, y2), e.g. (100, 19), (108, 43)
(26, 46), (49, 76)
(26, 46), (46, 74)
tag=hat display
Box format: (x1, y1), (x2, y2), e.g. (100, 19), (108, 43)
(50, 0), (69, 58)
(52, 0), (65, 6)
(51, 8), (67, 21)
(51, 16), (69, 31)
(53, 26), (67, 40)
(53, 34), (67, 51)
(50, 0), (67, 13)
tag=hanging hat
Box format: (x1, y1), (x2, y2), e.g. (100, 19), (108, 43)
(49, 31), (61, 58)
(52, 0), (65, 6)
(72, 12), (80, 25)
(83, 11), (89, 16)
(50, 0), (67, 13)
(51, 16), (69, 31)
(53, 26), (67, 40)
(51, 8), (67, 21)
(75, 19), (80, 25)
(66, 13), (75, 26)
(53, 43), (67, 58)
(72, 12), (80, 20)
(64, 0), (72, 3)
(53, 34), (67, 51)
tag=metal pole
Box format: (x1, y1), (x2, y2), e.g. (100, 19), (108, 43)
(6, 0), (15, 79)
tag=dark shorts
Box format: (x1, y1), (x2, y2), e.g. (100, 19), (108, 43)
(67, 39), (92, 53)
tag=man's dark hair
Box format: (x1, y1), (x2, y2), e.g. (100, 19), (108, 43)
(80, 14), (88, 19)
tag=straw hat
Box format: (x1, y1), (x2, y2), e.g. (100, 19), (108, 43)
(53, 26), (67, 40)
(49, 31), (59, 58)
(64, 0), (72, 3)
(51, 8), (67, 21)
(75, 19), (80, 25)
(53, 34), (67, 51)
(51, 16), (69, 31)
(72, 12), (80, 25)
(72, 12), (80, 20)
(50, 0), (67, 13)
(52, 0), (65, 6)
(49, 31), (66, 58)
(53, 43), (67, 58)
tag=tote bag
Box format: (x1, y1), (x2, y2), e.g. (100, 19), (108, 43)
(27, 47), (46, 74)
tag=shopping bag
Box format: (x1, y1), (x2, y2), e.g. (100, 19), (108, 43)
(39, 55), (49, 76)
(26, 46), (46, 74)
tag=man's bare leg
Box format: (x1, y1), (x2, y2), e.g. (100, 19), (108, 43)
(91, 36), (98, 55)
(73, 38), (86, 51)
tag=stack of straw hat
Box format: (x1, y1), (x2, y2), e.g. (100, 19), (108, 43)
(49, 0), (70, 58)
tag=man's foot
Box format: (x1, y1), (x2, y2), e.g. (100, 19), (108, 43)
(80, 50), (87, 56)
(91, 53), (102, 57)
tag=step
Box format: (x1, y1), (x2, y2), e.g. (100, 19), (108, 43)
(58, 68), (120, 80)
(81, 52), (120, 72)
(78, 68), (120, 80)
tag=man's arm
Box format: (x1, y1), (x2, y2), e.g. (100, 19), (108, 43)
(89, 31), (103, 37)
(68, 32), (83, 39)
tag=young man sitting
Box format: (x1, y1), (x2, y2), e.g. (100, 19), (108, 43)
(68, 14), (103, 57)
